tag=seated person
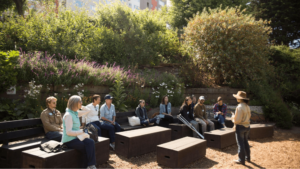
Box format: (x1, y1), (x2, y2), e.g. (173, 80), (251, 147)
(81, 94), (115, 150)
(191, 95), (197, 111)
(179, 96), (201, 138)
(40, 96), (63, 142)
(136, 100), (159, 126)
(100, 94), (121, 150)
(159, 95), (175, 127)
(62, 95), (96, 169)
(194, 96), (215, 133)
(213, 96), (228, 128)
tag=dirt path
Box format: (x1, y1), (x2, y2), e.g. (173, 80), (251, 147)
(99, 127), (300, 168)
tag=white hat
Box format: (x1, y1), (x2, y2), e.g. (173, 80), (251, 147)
(199, 96), (205, 100)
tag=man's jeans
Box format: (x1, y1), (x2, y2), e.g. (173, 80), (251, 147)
(195, 118), (215, 133)
(235, 125), (251, 164)
(214, 114), (225, 128)
(141, 118), (157, 126)
(45, 131), (63, 142)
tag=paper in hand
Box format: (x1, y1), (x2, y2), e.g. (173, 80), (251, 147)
(77, 133), (90, 141)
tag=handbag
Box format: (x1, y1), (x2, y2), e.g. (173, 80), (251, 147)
(40, 140), (67, 153)
(128, 116), (141, 126)
(83, 123), (98, 142)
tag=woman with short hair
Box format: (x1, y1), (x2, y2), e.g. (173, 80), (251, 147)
(232, 91), (251, 165)
(62, 95), (97, 169)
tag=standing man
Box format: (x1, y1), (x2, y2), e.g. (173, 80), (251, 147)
(100, 94), (121, 150)
(194, 96), (215, 133)
(213, 96), (227, 128)
(40, 96), (63, 141)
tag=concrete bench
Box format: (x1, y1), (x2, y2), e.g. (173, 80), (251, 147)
(204, 128), (236, 149)
(115, 126), (171, 158)
(0, 118), (46, 168)
(22, 137), (109, 168)
(157, 137), (206, 168)
(249, 124), (274, 139)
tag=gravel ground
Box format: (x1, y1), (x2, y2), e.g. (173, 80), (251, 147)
(98, 127), (300, 169)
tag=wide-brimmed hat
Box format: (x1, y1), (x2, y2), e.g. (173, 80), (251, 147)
(233, 91), (249, 100)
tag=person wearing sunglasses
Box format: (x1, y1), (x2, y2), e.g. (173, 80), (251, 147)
(135, 99), (160, 126)
(179, 96), (201, 138)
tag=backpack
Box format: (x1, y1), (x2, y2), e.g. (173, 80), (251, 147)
(40, 140), (67, 153)
(83, 123), (98, 142)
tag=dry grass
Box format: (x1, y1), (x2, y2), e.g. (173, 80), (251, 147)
(99, 127), (300, 169)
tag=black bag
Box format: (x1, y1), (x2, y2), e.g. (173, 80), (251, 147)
(40, 140), (67, 153)
(83, 123), (98, 142)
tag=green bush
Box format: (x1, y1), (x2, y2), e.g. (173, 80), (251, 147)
(0, 50), (19, 93)
(291, 105), (300, 127)
(109, 74), (128, 112)
(0, 3), (181, 66)
(183, 6), (272, 85)
(247, 80), (293, 129)
(269, 45), (300, 106)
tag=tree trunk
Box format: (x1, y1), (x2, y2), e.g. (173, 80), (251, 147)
(13, 0), (26, 16)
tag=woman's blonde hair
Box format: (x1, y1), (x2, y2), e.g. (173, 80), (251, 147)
(67, 95), (81, 111)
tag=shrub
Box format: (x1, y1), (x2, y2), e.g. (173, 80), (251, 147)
(0, 50), (19, 93)
(183, 6), (272, 85)
(269, 46), (300, 106)
(109, 74), (128, 112)
(16, 51), (183, 88)
(0, 3), (181, 66)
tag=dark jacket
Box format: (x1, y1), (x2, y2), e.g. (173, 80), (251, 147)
(135, 105), (148, 121)
(179, 105), (194, 122)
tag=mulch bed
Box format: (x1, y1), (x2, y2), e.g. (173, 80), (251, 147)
(99, 126), (300, 168)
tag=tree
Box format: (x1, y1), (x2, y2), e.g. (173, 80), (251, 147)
(0, 0), (14, 12)
(248, 0), (300, 47)
(13, 0), (27, 16)
(168, 0), (249, 28)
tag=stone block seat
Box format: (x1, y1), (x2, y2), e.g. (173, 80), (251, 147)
(249, 124), (274, 140)
(169, 124), (193, 140)
(22, 137), (109, 168)
(204, 128), (236, 149)
(115, 126), (171, 158)
(157, 137), (206, 168)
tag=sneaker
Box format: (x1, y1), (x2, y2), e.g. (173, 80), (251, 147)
(87, 165), (97, 169)
(110, 143), (115, 150)
(233, 160), (245, 165)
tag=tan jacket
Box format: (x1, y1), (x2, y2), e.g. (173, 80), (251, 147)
(194, 103), (207, 120)
(40, 108), (63, 134)
(232, 103), (251, 129)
